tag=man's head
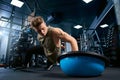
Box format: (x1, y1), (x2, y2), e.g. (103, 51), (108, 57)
(31, 16), (48, 36)
(31, 16), (43, 27)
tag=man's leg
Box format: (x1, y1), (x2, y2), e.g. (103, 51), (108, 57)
(24, 50), (33, 68)
(44, 59), (53, 70)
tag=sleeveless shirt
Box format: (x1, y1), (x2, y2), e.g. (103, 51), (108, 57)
(37, 27), (61, 63)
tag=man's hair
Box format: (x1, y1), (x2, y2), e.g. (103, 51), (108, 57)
(31, 16), (44, 27)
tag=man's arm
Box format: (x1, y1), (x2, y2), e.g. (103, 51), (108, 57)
(52, 28), (79, 51)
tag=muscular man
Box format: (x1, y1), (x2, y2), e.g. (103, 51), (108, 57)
(30, 16), (79, 70)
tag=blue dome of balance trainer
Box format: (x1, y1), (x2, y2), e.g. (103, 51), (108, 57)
(58, 51), (109, 77)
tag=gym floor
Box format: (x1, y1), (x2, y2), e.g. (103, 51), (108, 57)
(0, 66), (120, 80)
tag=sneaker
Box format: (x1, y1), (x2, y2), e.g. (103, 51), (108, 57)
(44, 64), (53, 71)
(47, 65), (53, 70)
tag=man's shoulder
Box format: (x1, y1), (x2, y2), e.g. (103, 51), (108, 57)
(50, 27), (61, 31)
(48, 26), (58, 30)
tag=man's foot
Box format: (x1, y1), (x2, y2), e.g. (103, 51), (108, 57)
(44, 64), (53, 71)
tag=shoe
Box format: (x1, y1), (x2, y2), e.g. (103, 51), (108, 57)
(44, 64), (53, 71)
(47, 65), (53, 70)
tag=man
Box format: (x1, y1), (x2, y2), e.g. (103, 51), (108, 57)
(30, 16), (79, 70)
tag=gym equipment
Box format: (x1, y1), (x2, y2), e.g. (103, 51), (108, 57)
(58, 51), (109, 77)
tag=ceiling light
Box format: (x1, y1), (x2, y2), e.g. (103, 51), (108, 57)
(83, 0), (93, 3)
(100, 24), (108, 28)
(11, 0), (24, 8)
(74, 25), (82, 29)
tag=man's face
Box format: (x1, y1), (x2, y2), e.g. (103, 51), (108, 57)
(32, 22), (48, 37)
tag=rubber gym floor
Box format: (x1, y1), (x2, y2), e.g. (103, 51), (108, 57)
(0, 66), (120, 80)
